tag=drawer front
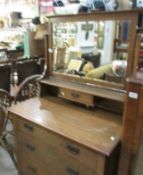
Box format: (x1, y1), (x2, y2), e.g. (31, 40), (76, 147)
(17, 134), (102, 175)
(17, 132), (59, 166)
(18, 154), (52, 175)
(58, 88), (94, 106)
(14, 118), (105, 172)
(19, 152), (97, 175)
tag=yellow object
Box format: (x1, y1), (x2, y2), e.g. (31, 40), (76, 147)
(83, 62), (94, 74)
(86, 64), (112, 79)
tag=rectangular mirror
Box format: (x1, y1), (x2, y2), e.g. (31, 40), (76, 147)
(45, 11), (138, 92)
(52, 20), (130, 85)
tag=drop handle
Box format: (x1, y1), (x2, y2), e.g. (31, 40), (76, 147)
(27, 165), (37, 173)
(66, 168), (79, 175)
(71, 93), (80, 98)
(26, 143), (35, 151)
(24, 123), (34, 132)
(67, 144), (80, 155)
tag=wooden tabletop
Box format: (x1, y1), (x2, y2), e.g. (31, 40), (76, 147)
(8, 96), (122, 156)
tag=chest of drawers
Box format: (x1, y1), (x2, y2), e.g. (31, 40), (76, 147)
(9, 97), (121, 175)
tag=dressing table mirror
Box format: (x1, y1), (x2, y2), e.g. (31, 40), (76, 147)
(53, 20), (129, 85)
(41, 10), (139, 104)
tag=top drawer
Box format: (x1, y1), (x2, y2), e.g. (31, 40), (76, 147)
(14, 117), (105, 171)
(58, 88), (94, 106)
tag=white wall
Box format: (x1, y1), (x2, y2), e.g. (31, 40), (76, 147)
(101, 21), (116, 65)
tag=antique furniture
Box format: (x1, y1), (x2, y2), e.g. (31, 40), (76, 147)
(9, 97), (121, 175)
(9, 9), (143, 175)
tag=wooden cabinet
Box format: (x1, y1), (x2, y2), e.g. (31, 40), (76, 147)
(9, 97), (121, 175)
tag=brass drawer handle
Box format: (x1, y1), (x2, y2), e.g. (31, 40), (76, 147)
(66, 168), (79, 175)
(71, 92), (80, 98)
(26, 143), (35, 151)
(27, 165), (37, 173)
(24, 123), (34, 132)
(67, 144), (80, 155)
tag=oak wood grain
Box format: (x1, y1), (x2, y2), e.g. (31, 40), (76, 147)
(9, 96), (122, 156)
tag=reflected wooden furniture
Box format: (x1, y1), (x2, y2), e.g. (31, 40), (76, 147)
(105, 72), (125, 84)
(9, 97), (122, 175)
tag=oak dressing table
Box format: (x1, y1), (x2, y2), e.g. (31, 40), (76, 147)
(8, 9), (143, 175)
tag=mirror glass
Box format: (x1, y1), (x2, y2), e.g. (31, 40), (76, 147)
(52, 20), (130, 84)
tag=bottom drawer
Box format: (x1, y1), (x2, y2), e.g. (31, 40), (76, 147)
(18, 155), (53, 175)
(19, 153), (98, 175)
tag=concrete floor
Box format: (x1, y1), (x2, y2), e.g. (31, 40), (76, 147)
(0, 146), (18, 175)
(0, 120), (18, 175)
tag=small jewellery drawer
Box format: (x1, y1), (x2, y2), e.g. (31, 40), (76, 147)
(15, 118), (105, 172)
(58, 88), (94, 106)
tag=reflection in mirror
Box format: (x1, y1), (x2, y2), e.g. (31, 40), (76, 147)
(52, 20), (130, 84)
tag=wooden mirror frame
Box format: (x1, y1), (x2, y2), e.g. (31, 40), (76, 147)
(44, 10), (141, 102)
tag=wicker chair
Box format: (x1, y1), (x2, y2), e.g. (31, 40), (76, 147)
(0, 89), (16, 167)
(14, 74), (43, 103)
